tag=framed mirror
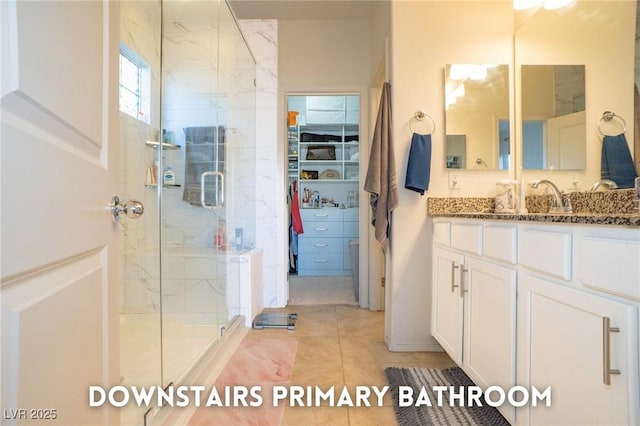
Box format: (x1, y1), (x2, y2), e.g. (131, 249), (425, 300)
(444, 64), (510, 170)
(522, 64), (586, 170)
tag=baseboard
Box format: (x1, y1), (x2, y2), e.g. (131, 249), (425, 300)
(384, 341), (444, 353)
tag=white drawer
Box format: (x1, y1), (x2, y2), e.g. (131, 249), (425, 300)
(298, 237), (343, 254)
(450, 223), (482, 255)
(300, 208), (342, 222)
(298, 253), (343, 270)
(483, 225), (517, 264)
(343, 208), (359, 221)
(576, 236), (640, 301)
(302, 221), (343, 238)
(519, 228), (571, 280)
(433, 222), (450, 246)
(343, 221), (358, 238)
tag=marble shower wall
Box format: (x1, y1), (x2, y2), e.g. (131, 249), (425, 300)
(120, 0), (162, 313)
(120, 2), (260, 316)
(240, 19), (280, 308)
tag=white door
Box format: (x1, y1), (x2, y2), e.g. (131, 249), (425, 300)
(1, 2), (120, 425)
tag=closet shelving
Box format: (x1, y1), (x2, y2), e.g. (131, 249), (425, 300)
(297, 123), (359, 183)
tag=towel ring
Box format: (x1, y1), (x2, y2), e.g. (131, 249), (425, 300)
(409, 110), (436, 135)
(597, 111), (627, 137)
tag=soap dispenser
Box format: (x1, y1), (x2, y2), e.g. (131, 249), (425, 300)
(495, 180), (518, 214)
(163, 166), (176, 185)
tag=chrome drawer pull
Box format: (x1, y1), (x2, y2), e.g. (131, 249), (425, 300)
(314, 244), (329, 247)
(460, 266), (469, 297)
(314, 227), (328, 231)
(314, 214), (329, 217)
(602, 317), (621, 385)
(313, 259), (329, 263)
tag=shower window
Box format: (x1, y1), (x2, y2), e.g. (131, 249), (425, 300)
(119, 44), (150, 124)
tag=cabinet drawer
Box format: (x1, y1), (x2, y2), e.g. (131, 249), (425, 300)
(298, 253), (343, 270)
(300, 208), (342, 222)
(433, 222), (450, 246)
(343, 208), (359, 221)
(343, 221), (358, 238)
(519, 228), (571, 280)
(482, 225), (516, 264)
(302, 221), (343, 238)
(576, 236), (640, 301)
(451, 223), (482, 255)
(298, 237), (343, 254)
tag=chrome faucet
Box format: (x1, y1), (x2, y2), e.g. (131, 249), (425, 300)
(530, 179), (572, 213)
(590, 179), (618, 191)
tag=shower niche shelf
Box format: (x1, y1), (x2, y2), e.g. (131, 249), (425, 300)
(145, 140), (182, 150)
(145, 183), (181, 188)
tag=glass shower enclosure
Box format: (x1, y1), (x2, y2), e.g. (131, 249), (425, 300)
(119, 1), (256, 425)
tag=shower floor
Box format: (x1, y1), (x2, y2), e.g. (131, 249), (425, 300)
(119, 313), (222, 426)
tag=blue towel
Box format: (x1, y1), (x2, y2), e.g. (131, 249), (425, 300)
(404, 133), (432, 195)
(601, 134), (638, 188)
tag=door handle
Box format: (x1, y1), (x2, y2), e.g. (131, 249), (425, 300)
(450, 263), (460, 293)
(460, 266), (469, 297)
(110, 196), (144, 221)
(602, 317), (621, 385)
(201, 171), (224, 210)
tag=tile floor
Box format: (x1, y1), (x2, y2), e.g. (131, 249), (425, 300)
(252, 304), (456, 425)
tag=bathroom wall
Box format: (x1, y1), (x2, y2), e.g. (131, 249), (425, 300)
(387, 1), (514, 350)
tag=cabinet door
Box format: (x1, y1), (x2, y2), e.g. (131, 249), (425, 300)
(463, 257), (516, 422)
(517, 274), (639, 425)
(432, 247), (465, 364)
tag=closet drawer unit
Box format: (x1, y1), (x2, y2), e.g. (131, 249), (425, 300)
(303, 221), (343, 238)
(482, 225), (517, 264)
(343, 208), (359, 221)
(519, 228), (571, 280)
(575, 236), (640, 301)
(450, 223), (482, 255)
(343, 221), (358, 238)
(300, 208), (343, 222)
(298, 253), (343, 270)
(298, 237), (343, 254)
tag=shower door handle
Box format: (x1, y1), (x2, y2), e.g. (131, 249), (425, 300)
(109, 196), (144, 221)
(201, 171), (225, 210)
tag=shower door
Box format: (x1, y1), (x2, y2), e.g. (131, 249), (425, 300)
(159, 0), (256, 387)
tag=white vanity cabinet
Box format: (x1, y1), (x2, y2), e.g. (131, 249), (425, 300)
(517, 273), (638, 426)
(432, 221), (517, 423)
(516, 225), (640, 426)
(432, 218), (640, 426)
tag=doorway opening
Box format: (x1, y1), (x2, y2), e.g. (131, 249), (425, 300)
(286, 94), (361, 305)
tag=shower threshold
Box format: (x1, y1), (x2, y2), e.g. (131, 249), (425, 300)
(252, 313), (298, 330)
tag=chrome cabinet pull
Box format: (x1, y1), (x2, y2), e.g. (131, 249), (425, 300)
(313, 259), (329, 263)
(602, 317), (621, 385)
(109, 196), (144, 221)
(314, 213), (329, 217)
(451, 263), (460, 293)
(460, 266), (469, 297)
(314, 227), (328, 231)
(313, 244), (329, 247)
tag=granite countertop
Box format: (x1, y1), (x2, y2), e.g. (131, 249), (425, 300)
(429, 211), (640, 227)
(427, 190), (640, 227)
